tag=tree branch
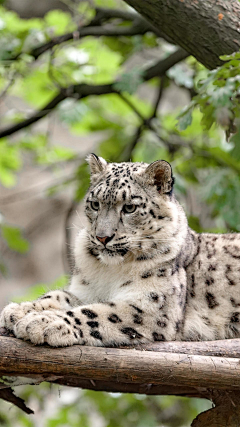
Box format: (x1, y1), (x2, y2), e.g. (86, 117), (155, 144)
(12, 7), (153, 61)
(30, 22), (150, 60)
(0, 388), (34, 414)
(86, 7), (175, 43)
(119, 76), (166, 162)
(93, 7), (140, 23)
(0, 91), (67, 139)
(119, 123), (144, 162)
(1, 335), (240, 397)
(144, 48), (189, 81)
(3, 332), (240, 424)
(0, 48), (188, 139)
(123, 0), (240, 69)
(151, 76), (165, 119)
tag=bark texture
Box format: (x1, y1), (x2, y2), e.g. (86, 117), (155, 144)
(2, 334), (240, 425)
(1, 336), (240, 394)
(191, 391), (240, 427)
(123, 0), (240, 69)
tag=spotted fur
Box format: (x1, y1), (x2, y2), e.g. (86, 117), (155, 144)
(1, 155), (240, 347)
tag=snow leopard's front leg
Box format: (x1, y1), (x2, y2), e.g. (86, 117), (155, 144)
(13, 268), (187, 347)
(0, 290), (81, 332)
(12, 300), (157, 346)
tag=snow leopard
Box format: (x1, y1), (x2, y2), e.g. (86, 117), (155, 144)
(1, 154), (240, 347)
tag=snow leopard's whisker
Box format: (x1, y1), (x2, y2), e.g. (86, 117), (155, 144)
(75, 209), (85, 228)
(67, 224), (79, 231)
(130, 238), (171, 243)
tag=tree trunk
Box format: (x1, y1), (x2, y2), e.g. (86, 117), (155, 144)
(123, 0), (240, 69)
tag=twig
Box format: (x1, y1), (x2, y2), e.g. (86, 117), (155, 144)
(0, 387), (34, 414)
(29, 23), (149, 60)
(151, 76), (165, 118)
(144, 49), (189, 81)
(121, 76), (167, 161)
(48, 48), (63, 91)
(0, 91), (67, 139)
(0, 71), (17, 103)
(93, 7), (140, 23)
(118, 93), (146, 122)
(120, 124), (144, 162)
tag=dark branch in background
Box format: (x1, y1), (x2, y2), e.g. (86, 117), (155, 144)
(0, 388), (33, 414)
(118, 92), (146, 122)
(143, 49), (188, 81)
(0, 71), (17, 103)
(0, 92), (66, 138)
(152, 76), (165, 119)
(92, 7), (142, 23)
(0, 48), (188, 140)
(30, 23), (149, 60)
(14, 8), (154, 61)
(120, 76), (168, 162)
(120, 124), (144, 162)
(0, 84), (114, 139)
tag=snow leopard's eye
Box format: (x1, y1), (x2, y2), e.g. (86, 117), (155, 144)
(123, 204), (137, 214)
(91, 201), (99, 211)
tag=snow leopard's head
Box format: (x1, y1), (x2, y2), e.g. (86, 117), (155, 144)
(84, 154), (186, 265)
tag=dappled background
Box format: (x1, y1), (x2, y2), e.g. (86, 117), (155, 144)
(0, 0), (239, 425)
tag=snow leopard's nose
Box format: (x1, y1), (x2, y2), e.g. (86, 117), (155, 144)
(96, 234), (115, 246)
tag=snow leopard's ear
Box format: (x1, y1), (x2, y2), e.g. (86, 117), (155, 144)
(86, 154), (107, 180)
(144, 160), (174, 195)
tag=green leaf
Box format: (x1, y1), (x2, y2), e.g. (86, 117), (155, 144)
(220, 51), (240, 61)
(44, 10), (74, 36)
(1, 225), (29, 253)
(114, 68), (144, 94)
(0, 140), (21, 187)
(167, 63), (194, 88)
(177, 106), (194, 130)
(37, 146), (76, 165)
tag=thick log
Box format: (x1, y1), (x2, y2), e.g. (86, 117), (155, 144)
(1, 336), (240, 398)
(3, 335), (240, 423)
(123, 0), (240, 69)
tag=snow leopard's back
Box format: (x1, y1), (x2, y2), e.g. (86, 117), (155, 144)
(184, 232), (240, 340)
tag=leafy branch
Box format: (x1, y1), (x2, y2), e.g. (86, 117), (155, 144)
(0, 48), (188, 139)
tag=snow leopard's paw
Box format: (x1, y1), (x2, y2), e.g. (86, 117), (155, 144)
(0, 302), (37, 331)
(14, 311), (83, 347)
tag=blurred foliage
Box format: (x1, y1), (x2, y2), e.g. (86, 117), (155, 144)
(179, 52), (240, 141)
(1, 224), (29, 253)
(0, 383), (212, 427)
(12, 275), (69, 303)
(0, 0), (239, 425)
